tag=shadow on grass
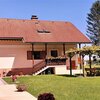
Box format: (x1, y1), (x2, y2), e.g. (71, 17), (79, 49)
(57, 74), (76, 77)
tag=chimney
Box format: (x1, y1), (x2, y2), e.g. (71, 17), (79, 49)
(31, 15), (38, 20)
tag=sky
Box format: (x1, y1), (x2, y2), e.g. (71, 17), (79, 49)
(0, 0), (96, 35)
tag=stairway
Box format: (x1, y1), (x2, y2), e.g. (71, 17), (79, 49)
(33, 60), (49, 75)
(7, 60), (49, 76)
(34, 66), (49, 75)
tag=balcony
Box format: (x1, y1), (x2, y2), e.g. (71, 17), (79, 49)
(46, 57), (67, 66)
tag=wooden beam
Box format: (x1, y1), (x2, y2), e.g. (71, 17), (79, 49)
(45, 43), (47, 56)
(63, 43), (65, 55)
(32, 43), (34, 52)
(89, 54), (92, 75)
(32, 44), (34, 67)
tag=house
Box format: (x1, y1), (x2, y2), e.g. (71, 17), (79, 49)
(0, 15), (91, 76)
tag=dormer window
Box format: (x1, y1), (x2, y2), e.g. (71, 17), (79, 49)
(37, 30), (44, 33)
(37, 29), (51, 33)
(44, 30), (50, 33)
(35, 21), (51, 34)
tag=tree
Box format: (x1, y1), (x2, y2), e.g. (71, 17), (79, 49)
(66, 46), (100, 76)
(87, 0), (100, 45)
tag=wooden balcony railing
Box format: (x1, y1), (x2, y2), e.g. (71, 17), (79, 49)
(46, 57), (66, 65)
(33, 60), (46, 74)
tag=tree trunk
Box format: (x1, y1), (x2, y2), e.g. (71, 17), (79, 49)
(79, 44), (82, 69)
(82, 55), (85, 77)
(89, 54), (92, 75)
(69, 56), (72, 76)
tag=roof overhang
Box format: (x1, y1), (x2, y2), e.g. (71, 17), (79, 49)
(25, 41), (92, 44)
(0, 37), (23, 41)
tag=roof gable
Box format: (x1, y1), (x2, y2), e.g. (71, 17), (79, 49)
(0, 18), (91, 43)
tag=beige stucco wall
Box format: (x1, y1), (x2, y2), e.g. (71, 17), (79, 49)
(34, 44), (78, 67)
(0, 41), (78, 70)
(54, 65), (67, 74)
(34, 43), (77, 57)
(48, 65), (82, 75)
(0, 41), (32, 69)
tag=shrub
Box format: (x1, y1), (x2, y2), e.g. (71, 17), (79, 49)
(11, 75), (17, 82)
(38, 93), (55, 100)
(19, 72), (24, 76)
(16, 84), (27, 92)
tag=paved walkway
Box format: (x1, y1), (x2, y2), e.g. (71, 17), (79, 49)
(0, 79), (5, 85)
(0, 78), (37, 100)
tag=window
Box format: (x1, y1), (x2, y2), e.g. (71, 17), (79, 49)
(33, 51), (46, 59)
(37, 30), (44, 33)
(27, 51), (46, 60)
(51, 50), (58, 57)
(34, 51), (41, 59)
(37, 29), (50, 33)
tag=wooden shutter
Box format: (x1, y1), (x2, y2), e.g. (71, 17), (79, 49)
(27, 51), (32, 60)
(40, 51), (46, 59)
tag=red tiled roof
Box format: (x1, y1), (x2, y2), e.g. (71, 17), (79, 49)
(0, 18), (91, 43)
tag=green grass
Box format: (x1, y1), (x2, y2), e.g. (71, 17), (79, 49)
(3, 75), (100, 100)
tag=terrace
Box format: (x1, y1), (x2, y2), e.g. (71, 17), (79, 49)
(46, 57), (67, 65)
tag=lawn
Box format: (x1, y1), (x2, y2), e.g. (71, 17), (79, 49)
(3, 75), (100, 100)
